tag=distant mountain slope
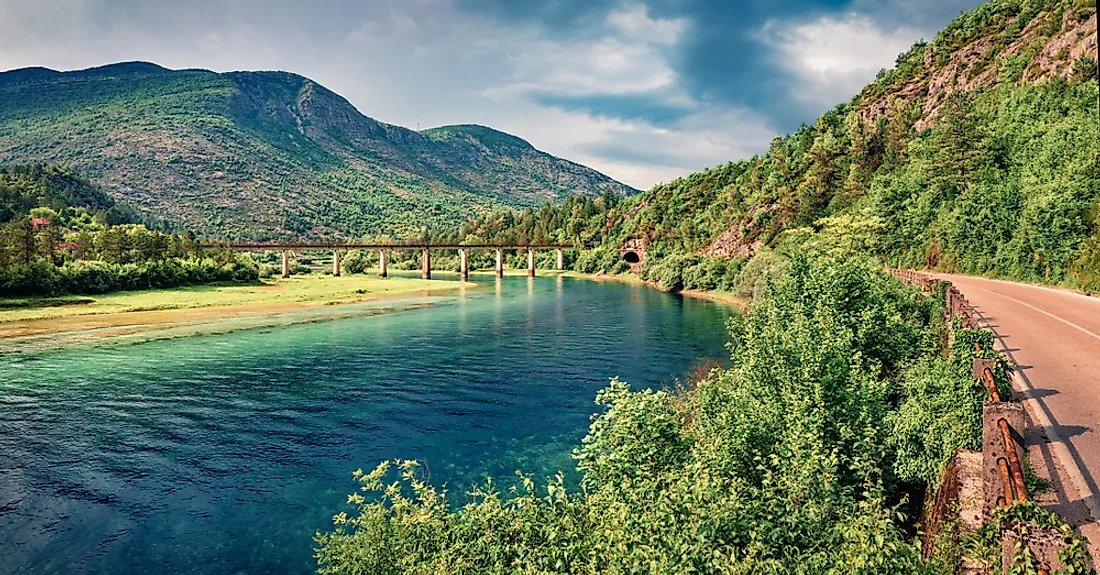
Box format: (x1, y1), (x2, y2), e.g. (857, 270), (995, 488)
(0, 63), (636, 240)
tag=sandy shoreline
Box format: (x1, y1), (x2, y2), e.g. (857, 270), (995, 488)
(581, 272), (747, 308)
(0, 271), (743, 349)
(0, 283), (469, 343)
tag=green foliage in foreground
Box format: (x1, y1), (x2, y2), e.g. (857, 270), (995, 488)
(316, 258), (1000, 574)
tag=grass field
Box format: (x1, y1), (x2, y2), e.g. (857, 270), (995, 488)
(0, 274), (468, 325)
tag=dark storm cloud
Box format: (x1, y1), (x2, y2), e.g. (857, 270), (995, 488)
(453, 0), (984, 131)
(533, 93), (694, 126)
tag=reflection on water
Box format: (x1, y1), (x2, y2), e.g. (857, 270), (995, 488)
(0, 276), (736, 574)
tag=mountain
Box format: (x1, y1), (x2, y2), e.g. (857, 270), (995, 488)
(609, 0), (1098, 289)
(0, 164), (150, 226)
(0, 63), (637, 240)
(457, 0), (1098, 292)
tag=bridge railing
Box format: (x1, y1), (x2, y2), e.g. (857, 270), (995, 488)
(198, 241), (584, 250)
(890, 269), (1069, 575)
(199, 241), (583, 279)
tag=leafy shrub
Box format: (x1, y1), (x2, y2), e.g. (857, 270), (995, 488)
(733, 248), (788, 299)
(316, 258), (984, 573)
(341, 250), (369, 274)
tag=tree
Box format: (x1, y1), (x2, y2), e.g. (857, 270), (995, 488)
(930, 92), (987, 191)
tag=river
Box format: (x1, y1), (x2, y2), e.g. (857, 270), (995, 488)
(0, 275), (737, 574)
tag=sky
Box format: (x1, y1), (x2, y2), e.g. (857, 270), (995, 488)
(0, 0), (984, 189)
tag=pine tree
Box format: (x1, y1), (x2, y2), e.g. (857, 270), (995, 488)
(930, 92), (987, 191)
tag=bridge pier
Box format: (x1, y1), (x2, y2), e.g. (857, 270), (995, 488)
(332, 249), (341, 277)
(422, 248), (431, 280)
(527, 248), (535, 277)
(379, 250), (387, 278)
(556, 248), (563, 271)
(281, 251), (290, 278)
(495, 248), (503, 278)
(459, 248), (468, 281)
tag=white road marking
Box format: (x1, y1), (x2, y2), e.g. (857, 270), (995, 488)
(997, 332), (1100, 523)
(962, 287), (1100, 525)
(961, 284), (1100, 342)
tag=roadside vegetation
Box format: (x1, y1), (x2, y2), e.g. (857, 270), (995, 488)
(315, 255), (1015, 573)
(315, 1), (1097, 572)
(454, 0), (1099, 294)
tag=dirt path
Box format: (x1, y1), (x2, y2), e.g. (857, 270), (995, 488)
(935, 273), (1100, 553)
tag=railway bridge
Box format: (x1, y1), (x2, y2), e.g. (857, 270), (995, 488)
(200, 241), (577, 280)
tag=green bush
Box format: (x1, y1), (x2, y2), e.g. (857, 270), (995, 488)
(316, 258), (986, 573)
(341, 250), (369, 274)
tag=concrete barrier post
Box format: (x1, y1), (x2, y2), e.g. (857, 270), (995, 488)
(422, 248), (431, 280)
(973, 358), (994, 381)
(982, 402), (1026, 518)
(379, 250), (387, 278)
(1001, 525), (1067, 574)
(527, 248), (535, 277)
(281, 251), (290, 278)
(460, 248), (468, 281)
(556, 248), (564, 271)
(495, 248), (503, 278)
(332, 249), (341, 277)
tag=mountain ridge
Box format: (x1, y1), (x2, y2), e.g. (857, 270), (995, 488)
(0, 62), (637, 240)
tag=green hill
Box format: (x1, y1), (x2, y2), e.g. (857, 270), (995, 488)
(0, 63), (637, 240)
(458, 0), (1099, 290)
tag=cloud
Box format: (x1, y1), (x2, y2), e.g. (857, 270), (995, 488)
(0, 0), (986, 190)
(761, 14), (926, 109)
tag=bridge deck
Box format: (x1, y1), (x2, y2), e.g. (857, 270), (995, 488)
(201, 242), (578, 250)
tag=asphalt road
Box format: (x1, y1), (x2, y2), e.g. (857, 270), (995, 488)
(936, 273), (1100, 548)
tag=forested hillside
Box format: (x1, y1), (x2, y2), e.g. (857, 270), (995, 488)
(0, 63), (636, 240)
(0, 165), (257, 297)
(460, 0), (1099, 292)
(315, 3), (1099, 572)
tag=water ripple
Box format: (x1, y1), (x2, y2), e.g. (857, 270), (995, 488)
(0, 276), (735, 574)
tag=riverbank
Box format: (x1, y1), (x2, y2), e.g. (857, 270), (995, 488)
(576, 272), (748, 308)
(0, 269), (744, 345)
(0, 275), (469, 340)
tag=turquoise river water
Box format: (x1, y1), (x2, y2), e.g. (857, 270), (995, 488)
(0, 275), (737, 574)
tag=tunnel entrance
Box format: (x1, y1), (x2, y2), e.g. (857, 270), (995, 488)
(623, 251), (641, 264)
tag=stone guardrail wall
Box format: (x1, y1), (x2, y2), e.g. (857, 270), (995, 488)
(890, 269), (1073, 575)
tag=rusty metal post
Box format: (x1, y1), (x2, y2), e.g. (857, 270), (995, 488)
(997, 458), (1015, 506)
(982, 402), (1026, 517)
(999, 418), (1029, 503)
(974, 358), (1000, 402)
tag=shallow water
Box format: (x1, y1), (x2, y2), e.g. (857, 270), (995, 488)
(0, 275), (736, 574)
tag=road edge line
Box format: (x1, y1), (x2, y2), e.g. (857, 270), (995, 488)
(981, 309), (1100, 523)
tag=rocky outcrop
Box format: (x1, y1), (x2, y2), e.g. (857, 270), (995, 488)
(857, 7), (1096, 131)
(700, 203), (777, 259)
